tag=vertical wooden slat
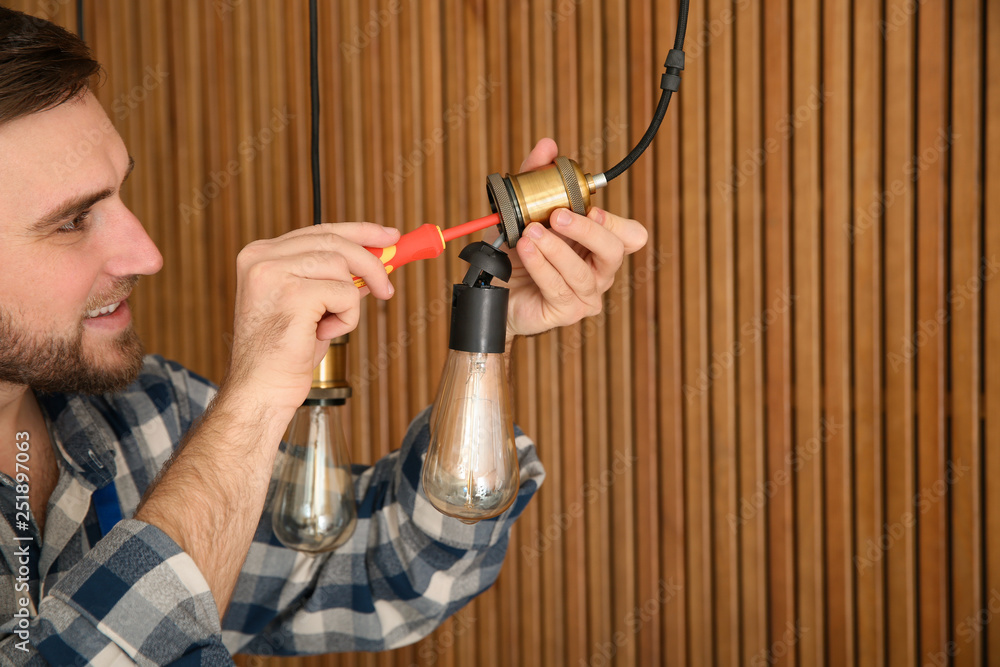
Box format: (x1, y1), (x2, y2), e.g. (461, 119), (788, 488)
(851, 0), (886, 663)
(524, 2), (564, 665)
(576, 1), (611, 665)
(341, 0), (374, 528)
(734, 0), (768, 662)
(282, 0), (309, 253)
(705, 0), (739, 663)
(792, 0), (824, 662)
(600, 0), (637, 664)
(231, 0), (259, 386)
(950, 1), (984, 665)
(379, 0), (410, 480)
(461, 4), (495, 667)
(625, 0), (662, 663)
(132, 0), (166, 364)
(320, 0), (345, 226)
(262, 0), (282, 243)
(680, 0), (712, 662)
(821, 0), (854, 663)
(248, 0), (274, 243)
(883, 0), (918, 662)
(433, 6), (464, 665)
(487, 4), (535, 664)
(655, 0), (687, 661)
(417, 0), (449, 407)
(360, 0), (388, 506)
(376, 4), (411, 663)
(393, 0), (425, 424)
(503, 1), (544, 664)
(113, 1), (141, 345)
(212, 0), (245, 383)
(319, 0), (350, 502)
(762, 0), (796, 662)
(156, 0), (182, 374)
(198, 0), (226, 382)
(985, 0), (1000, 662)
(339, 0), (381, 500)
(915, 0), (951, 662)
(380, 0), (409, 507)
(342, 0), (368, 497)
(484, 6), (520, 667)
(572, 3), (612, 660)
(553, 2), (587, 666)
(178, 0), (208, 376)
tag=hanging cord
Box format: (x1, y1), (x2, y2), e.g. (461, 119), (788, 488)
(598, 0), (689, 183)
(76, 0), (84, 41)
(309, 0), (321, 225)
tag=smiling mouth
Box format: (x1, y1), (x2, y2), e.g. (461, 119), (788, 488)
(86, 299), (124, 319)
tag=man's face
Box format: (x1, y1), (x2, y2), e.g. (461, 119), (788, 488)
(0, 92), (163, 394)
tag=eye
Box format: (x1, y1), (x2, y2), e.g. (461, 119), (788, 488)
(57, 210), (91, 233)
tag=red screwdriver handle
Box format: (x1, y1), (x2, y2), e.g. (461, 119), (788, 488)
(353, 223), (447, 288)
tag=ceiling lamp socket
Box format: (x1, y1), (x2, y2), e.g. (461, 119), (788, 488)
(486, 156), (606, 248)
(308, 334), (352, 403)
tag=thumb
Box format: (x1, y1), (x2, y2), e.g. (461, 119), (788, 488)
(519, 138), (559, 172)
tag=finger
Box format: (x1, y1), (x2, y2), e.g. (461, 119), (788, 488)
(239, 223), (400, 276)
(317, 310), (357, 340)
(287, 276), (363, 335)
(266, 221), (401, 247)
(251, 245), (394, 300)
(589, 207), (649, 255)
(514, 237), (576, 315)
(519, 138), (559, 172)
(246, 271), (361, 338)
(549, 209), (625, 290)
(517, 222), (599, 303)
(247, 231), (384, 260)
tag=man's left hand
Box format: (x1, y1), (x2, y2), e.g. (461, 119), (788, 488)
(491, 138), (649, 340)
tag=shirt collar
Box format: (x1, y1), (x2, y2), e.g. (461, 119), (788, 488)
(34, 391), (118, 489)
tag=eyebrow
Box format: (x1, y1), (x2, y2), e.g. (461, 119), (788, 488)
(30, 156), (135, 233)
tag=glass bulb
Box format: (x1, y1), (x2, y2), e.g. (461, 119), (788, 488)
(423, 350), (519, 524)
(271, 402), (357, 553)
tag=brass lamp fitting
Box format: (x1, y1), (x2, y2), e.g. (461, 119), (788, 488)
(486, 156), (607, 248)
(307, 335), (351, 403)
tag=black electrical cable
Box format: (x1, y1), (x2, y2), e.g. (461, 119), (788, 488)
(600, 0), (690, 183)
(76, 0), (84, 41)
(309, 0), (321, 226)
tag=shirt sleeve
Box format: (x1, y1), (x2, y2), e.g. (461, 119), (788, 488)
(0, 520), (233, 666)
(220, 406), (544, 657)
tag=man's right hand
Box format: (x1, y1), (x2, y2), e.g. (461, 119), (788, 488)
(225, 222), (399, 414)
(135, 222), (399, 618)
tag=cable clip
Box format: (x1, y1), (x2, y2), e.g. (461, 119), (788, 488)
(660, 48), (685, 92)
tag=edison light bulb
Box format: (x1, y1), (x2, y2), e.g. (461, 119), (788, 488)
(271, 401), (357, 553)
(424, 350), (518, 523)
(422, 238), (519, 525)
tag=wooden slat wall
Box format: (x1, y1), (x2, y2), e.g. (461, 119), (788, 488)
(9, 0), (999, 664)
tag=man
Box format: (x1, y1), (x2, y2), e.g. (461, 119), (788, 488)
(0, 7), (647, 665)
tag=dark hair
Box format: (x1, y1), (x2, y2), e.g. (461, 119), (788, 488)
(0, 6), (102, 125)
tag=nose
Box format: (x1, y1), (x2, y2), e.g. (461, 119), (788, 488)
(102, 203), (164, 277)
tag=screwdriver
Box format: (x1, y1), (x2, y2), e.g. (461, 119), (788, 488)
(352, 213), (501, 288)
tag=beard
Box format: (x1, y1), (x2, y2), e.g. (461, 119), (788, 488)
(0, 282), (145, 395)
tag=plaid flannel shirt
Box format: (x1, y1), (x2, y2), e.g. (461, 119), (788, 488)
(0, 355), (543, 665)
